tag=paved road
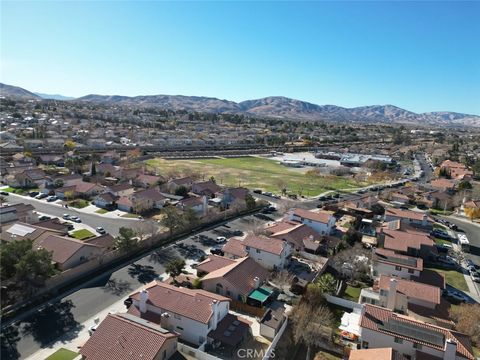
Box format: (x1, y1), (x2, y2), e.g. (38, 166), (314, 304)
(0, 213), (271, 360)
(443, 216), (480, 266)
(3, 193), (136, 236)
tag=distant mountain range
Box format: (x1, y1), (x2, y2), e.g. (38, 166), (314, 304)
(1, 82), (479, 127)
(34, 93), (75, 101)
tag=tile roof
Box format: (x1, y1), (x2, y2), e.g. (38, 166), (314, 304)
(130, 281), (230, 324)
(385, 208), (428, 222)
(107, 182), (133, 192)
(80, 313), (177, 360)
(268, 221), (322, 250)
(411, 269), (446, 290)
(34, 234), (101, 265)
(201, 257), (270, 296)
(349, 348), (400, 360)
(84, 234), (116, 249)
(291, 208), (334, 224)
(360, 304), (474, 360)
(379, 275), (441, 305)
(374, 248), (423, 271)
(242, 234), (287, 255)
(133, 188), (166, 201)
(222, 238), (248, 258)
(382, 228), (435, 252)
(196, 255), (236, 274)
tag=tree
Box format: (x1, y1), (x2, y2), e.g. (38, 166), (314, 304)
(316, 273), (338, 296)
(53, 179), (64, 188)
(115, 227), (138, 253)
(458, 180), (472, 190)
(182, 208), (200, 229)
(0, 239), (56, 288)
(291, 301), (334, 360)
(465, 207), (480, 221)
(209, 176), (216, 183)
(174, 185), (189, 197)
(64, 190), (75, 202)
(449, 303), (480, 346)
(245, 193), (256, 210)
(64, 139), (76, 151)
(165, 258), (186, 282)
(160, 206), (185, 235)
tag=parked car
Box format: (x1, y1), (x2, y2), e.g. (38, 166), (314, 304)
(35, 193), (48, 199)
(29, 191), (39, 197)
(210, 247), (224, 256)
(38, 215), (51, 221)
(436, 256), (458, 268)
(215, 236), (226, 244)
(70, 216), (81, 223)
(472, 272), (480, 283)
(253, 189), (262, 194)
(46, 195), (57, 202)
(0, 191), (9, 196)
(448, 223), (458, 230)
(430, 230), (451, 240)
(263, 192), (273, 197)
(96, 227), (106, 235)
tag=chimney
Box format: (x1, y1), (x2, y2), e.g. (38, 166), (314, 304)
(253, 276), (260, 289)
(443, 339), (457, 360)
(386, 278), (397, 310)
(202, 195), (208, 216)
(139, 289), (149, 313)
(210, 300), (219, 329)
(422, 213), (428, 226)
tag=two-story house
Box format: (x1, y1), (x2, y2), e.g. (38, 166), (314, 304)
(128, 281), (230, 346)
(287, 208), (336, 235)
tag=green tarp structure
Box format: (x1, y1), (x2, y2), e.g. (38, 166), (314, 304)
(248, 286), (273, 304)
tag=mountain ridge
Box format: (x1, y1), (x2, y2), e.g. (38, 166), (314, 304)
(1, 83), (478, 126)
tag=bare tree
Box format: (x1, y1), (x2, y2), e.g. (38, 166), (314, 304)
(330, 244), (371, 283)
(268, 270), (294, 291)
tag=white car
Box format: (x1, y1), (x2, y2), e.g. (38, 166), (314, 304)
(215, 236), (227, 244)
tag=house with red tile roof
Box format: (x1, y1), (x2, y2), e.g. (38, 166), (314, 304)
(380, 228), (436, 259)
(195, 255), (236, 276)
(167, 176), (194, 192)
(357, 304), (475, 360)
(131, 187), (168, 212)
(287, 208), (336, 235)
(80, 313), (178, 360)
(359, 275), (451, 327)
(218, 234), (292, 270)
(201, 257), (270, 303)
(439, 160), (473, 181)
(128, 281), (230, 346)
(133, 174), (164, 189)
(192, 180), (221, 198)
(348, 348), (403, 360)
(431, 179), (457, 193)
(372, 248), (423, 279)
(176, 195), (207, 214)
(384, 208), (432, 229)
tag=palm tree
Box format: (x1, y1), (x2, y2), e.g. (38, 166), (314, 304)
(316, 273), (338, 296)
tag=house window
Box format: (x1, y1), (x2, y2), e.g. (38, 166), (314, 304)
(413, 343), (422, 350)
(395, 266), (402, 271)
(174, 314), (181, 320)
(380, 289), (387, 296)
(362, 341), (369, 349)
(256, 249), (261, 254)
(408, 269), (414, 274)
(245, 246), (250, 251)
(394, 337), (403, 344)
(226, 290), (231, 296)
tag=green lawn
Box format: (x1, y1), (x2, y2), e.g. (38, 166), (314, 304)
(1, 187), (39, 195)
(45, 348), (78, 360)
(121, 213), (139, 218)
(427, 267), (469, 292)
(344, 285), (362, 302)
(68, 199), (90, 209)
(434, 237), (452, 246)
(95, 208), (109, 214)
(430, 208), (453, 216)
(71, 229), (95, 240)
(145, 157), (366, 196)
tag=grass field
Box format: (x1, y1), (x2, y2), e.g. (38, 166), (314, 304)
(68, 199), (90, 209)
(71, 229), (95, 240)
(344, 285), (362, 302)
(145, 157), (365, 196)
(45, 348), (78, 360)
(427, 267), (469, 292)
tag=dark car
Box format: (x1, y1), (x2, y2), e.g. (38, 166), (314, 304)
(430, 230), (451, 240)
(253, 189), (262, 194)
(232, 229), (243, 236)
(124, 298), (133, 308)
(0, 191), (9, 196)
(38, 215), (51, 221)
(210, 248), (224, 256)
(29, 191), (39, 197)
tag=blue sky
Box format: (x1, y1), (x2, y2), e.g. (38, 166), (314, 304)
(1, 1), (479, 114)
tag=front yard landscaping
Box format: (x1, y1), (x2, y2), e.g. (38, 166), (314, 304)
(2, 186), (39, 195)
(427, 266), (468, 292)
(95, 208), (109, 214)
(68, 199), (90, 209)
(45, 348), (78, 360)
(71, 229), (95, 240)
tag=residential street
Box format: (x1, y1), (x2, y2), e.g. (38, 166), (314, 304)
(0, 213), (273, 360)
(3, 193), (138, 236)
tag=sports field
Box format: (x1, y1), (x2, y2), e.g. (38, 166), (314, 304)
(145, 156), (366, 196)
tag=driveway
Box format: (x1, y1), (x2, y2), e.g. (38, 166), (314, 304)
(0, 213), (268, 360)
